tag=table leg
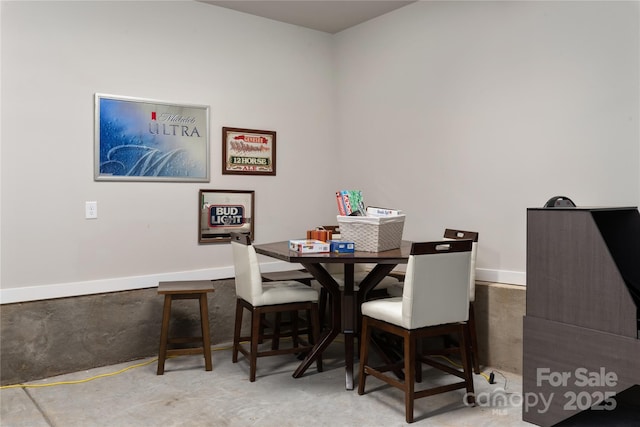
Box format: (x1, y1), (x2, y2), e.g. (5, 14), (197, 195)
(293, 263), (341, 379)
(296, 262), (399, 390)
(292, 327), (338, 378)
(341, 264), (356, 389)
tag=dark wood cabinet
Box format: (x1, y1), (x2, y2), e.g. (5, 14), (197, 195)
(523, 207), (640, 426)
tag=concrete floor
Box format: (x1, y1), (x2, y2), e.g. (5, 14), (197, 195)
(1, 340), (533, 427)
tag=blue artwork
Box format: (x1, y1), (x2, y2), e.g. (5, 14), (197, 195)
(96, 95), (209, 181)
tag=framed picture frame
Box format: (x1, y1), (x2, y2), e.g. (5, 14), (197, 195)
(222, 127), (276, 176)
(199, 189), (255, 244)
(95, 93), (210, 182)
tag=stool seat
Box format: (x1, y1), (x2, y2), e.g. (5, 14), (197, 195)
(157, 280), (215, 375)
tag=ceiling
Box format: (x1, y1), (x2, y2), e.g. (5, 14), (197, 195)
(199, 1), (415, 34)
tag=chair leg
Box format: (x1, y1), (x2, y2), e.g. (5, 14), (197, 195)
(468, 302), (480, 374)
(232, 300), (243, 363)
(415, 337), (423, 383)
(271, 312), (282, 350)
(357, 316), (371, 395)
(460, 323), (476, 401)
(249, 308), (262, 382)
(357, 319), (474, 423)
(258, 313), (266, 344)
(404, 330), (416, 424)
(233, 300), (324, 381)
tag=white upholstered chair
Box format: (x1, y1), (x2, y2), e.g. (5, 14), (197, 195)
(357, 240), (475, 423)
(230, 232), (322, 382)
(387, 228), (480, 373)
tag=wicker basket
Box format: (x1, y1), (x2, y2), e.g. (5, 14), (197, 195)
(336, 214), (405, 252)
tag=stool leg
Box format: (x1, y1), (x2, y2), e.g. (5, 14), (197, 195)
(157, 295), (172, 375)
(199, 293), (213, 371)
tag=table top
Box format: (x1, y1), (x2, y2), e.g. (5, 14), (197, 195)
(253, 240), (412, 264)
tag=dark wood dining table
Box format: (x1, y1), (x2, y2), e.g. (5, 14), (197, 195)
(253, 240), (412, 390)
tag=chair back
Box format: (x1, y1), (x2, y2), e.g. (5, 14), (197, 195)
(402, 240), (472, 329)
(444, 229), (478, 302)
(230, 232), (264, 305)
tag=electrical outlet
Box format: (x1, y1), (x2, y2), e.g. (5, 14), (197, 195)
(85, 201), (98, 219)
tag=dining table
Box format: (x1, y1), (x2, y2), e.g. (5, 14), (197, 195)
(253, 240), (412, 390)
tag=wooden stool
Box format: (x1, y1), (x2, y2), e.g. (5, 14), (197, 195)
(157, 280), (214, 375)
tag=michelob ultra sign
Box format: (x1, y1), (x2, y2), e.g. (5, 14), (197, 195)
(208, 205), (246, 227)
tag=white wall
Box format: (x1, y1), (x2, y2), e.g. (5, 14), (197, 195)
(335, 0), (639, 283)
(0, 1), (339, 302)
(1, 0), (639, 303)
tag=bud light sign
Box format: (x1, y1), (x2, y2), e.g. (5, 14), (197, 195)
(209, 205), (245, 227)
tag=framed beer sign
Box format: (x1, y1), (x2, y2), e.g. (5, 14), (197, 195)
(222, 127), (276, 176)
(95, 93), (210, 182)
(199, 189), (255, 244)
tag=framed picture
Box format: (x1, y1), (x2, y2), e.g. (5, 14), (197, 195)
(95, 93), (210, 182)
(222, 127), (276, 176)
(199, 189), (255, 244)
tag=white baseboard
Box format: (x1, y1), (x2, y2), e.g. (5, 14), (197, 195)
(388, 266), (526, 287)
(0, 266), (234, 304)
(0, 262), (523, 304)
(477, 268), (526, 286)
